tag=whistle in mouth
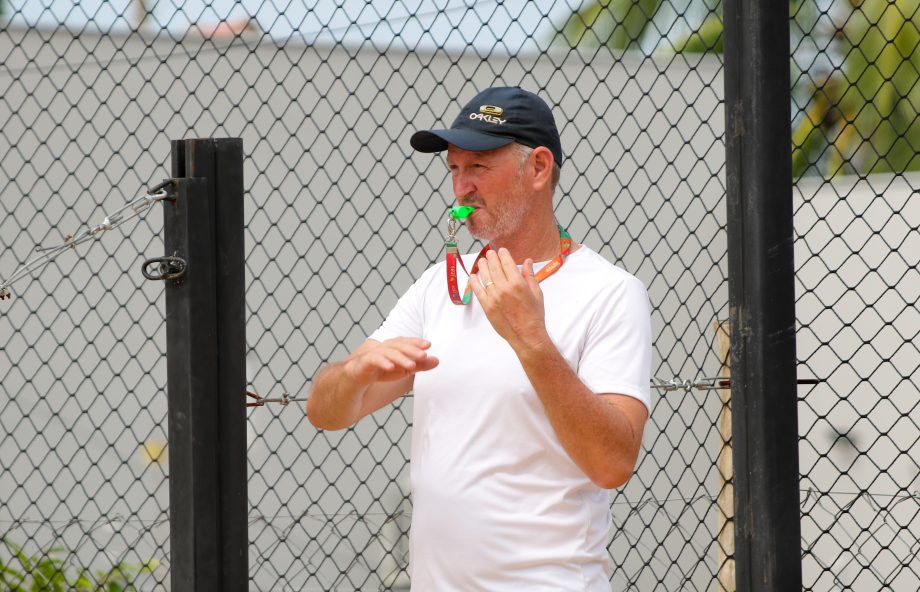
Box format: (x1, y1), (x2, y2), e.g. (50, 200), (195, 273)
(449, 205), (476, 220)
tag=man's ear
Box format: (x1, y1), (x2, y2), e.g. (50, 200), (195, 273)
(530, 146), (555, 191)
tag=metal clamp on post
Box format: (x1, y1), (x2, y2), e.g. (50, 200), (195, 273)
(139, 179), (184, 283)
(142, 254), (187, 281)
(149, 178), (177, 202)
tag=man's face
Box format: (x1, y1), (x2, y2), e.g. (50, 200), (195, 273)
(446, 144), (530, 243)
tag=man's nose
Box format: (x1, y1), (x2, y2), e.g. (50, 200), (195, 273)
(452, 170), (475, 198)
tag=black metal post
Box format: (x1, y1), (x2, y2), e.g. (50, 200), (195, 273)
(165, 138), (246, 591)
(723, 2), (802, 591)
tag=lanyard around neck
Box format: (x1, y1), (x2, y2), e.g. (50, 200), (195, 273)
(444, 221), (572, 306)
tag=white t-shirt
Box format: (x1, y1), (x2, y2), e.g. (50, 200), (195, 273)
(370, 245), (652, 591)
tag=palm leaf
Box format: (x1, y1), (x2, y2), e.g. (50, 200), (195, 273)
(557, 0), (664, 50)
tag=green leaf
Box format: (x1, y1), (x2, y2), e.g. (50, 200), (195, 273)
(673, 15), (723, 53)
(0, 538), (157, 592)
(75, 570), (94, 591)
(0, 562), (28, 592)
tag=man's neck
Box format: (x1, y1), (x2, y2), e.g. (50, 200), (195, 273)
(489, 218), (571, 264)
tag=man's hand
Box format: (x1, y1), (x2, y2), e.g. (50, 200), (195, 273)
(343, 337), (439, 385)
(471, 247), (646, 487)
(470, 248), (548, 349)
(307, 337), (438, 430)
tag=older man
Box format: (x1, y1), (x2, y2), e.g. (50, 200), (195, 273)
(307, 86), (651, 590)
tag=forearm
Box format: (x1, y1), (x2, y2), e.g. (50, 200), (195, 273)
(306, 360), (368, 430)
(513, 335), (643, 488)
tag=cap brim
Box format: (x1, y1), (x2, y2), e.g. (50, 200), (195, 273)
(410, 129), (515, 154)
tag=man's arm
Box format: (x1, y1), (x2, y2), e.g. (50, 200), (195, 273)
(471, 247), (649, 489)
(306, 337), (439, 430)
(514, 339), (648, 488)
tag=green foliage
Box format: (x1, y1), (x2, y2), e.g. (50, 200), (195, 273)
(557, 0), (664, 50)
(672, 15), (723, 53)
(556, 0), (919, 178)
(556, 0), (725, 52)
(792, 0), (920, 177)
(0, 539), (158, 592)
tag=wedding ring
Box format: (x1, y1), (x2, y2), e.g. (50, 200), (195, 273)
(484, 281), (495, 288)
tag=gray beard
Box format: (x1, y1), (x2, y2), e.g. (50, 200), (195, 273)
(465, 190), (529, 243)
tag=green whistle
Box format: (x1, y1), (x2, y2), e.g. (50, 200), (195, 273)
(449, 205), (476, 220)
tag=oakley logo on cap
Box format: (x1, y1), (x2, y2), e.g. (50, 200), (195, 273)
(469, 104), (506, 125)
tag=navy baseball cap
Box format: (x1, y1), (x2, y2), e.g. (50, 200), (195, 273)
(410, 86), (563, 168)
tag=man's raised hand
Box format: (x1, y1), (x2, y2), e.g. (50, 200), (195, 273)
(470, 248), (548, 349)
(343, 337), (439, 385)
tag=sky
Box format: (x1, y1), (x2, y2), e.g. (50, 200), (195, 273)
(4, 0), (708, 53)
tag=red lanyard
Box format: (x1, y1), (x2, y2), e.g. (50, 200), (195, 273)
(445, 224), (572, 305)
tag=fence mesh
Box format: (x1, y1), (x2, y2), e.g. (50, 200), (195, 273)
(0, 1), (916, 591)
(792, 1), (920, 590)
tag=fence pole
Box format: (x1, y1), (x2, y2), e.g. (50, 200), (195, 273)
(722, 2), (802, 591)
(165, 138), (247, 591)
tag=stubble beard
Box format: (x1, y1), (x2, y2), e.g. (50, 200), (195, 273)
(465, 176), (530, 245)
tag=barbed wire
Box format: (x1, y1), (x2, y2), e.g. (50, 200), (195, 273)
(803, 488), (920, 589)
(0, 515), (171, 577)
(0, 515), (171, 528)
(0, 180), (173, 301)
(5, 487), (914, 530)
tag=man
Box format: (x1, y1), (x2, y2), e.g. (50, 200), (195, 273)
(307, 86), (651, 590)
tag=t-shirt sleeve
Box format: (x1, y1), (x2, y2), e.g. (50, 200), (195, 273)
(367, 267), (433, 343)
(577, 274), (653, 413)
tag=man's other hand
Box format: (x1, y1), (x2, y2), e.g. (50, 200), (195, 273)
(344, 337), (439, 385)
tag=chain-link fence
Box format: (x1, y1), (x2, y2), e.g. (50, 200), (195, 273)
(0, 0), (916, 590)
(792, 1), (920, 589)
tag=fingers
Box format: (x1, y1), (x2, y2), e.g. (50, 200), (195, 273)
(351, 352), (410, 383)
(351, 337), (438, 382)
(486, 248), (529, 289)
(477, 248), (522, 290)
(495, 248), (520, 280)
(382, 337), (433, 356)
(485, 248), (517, 284)
(415, 355), (440, 372)
(473, 248), (531, 305)
(522, 258), (539, 292)
(375, 348), (418, 372)
(379, 338), (433, 368)
(485, 249), (506, 283)
(475, 260), (493, 289)
(522, 258), (535, 277)
(470, 272), (487, 304)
